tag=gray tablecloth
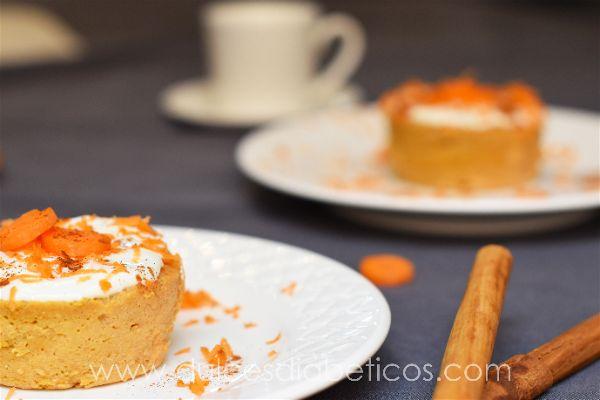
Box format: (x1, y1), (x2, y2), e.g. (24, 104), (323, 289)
(1, 1), (598, 398)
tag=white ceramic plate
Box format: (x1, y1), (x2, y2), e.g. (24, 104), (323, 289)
(4, 226), (391, 399)
(236, 105), (600, 235)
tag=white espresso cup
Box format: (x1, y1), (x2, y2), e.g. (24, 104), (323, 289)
(203, 0), (365, 116)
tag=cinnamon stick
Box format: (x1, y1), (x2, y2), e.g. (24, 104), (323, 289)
(433, 245), (513, 400)
(482, 313), (600, 400)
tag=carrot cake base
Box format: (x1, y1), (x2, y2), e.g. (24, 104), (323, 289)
(388, 119), (541, 189)
(0, 258), (183, 390)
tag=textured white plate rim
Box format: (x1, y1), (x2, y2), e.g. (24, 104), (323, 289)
(235, 105), (600, 216)
(158, 225), (392, 399)
(158, 78), (363, 128)
(0, 226), (391, 400)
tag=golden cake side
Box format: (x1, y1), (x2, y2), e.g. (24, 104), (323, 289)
(380, 78), (545, 190)
(0, 257), (183, 389)
(0, 209), (184, 390)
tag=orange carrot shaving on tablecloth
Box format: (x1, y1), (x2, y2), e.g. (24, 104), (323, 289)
(360, 254), (415, 287)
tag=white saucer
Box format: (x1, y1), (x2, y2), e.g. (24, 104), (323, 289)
(159, 78), (363, 128)
(236, 105), (600, 236)
(6, 226), (391, 399)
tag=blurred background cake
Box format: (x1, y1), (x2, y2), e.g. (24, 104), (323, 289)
(379, 77), (545, 190)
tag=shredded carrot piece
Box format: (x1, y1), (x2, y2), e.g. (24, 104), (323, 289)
(204, 315), (217, 324)
(266, 332), (282, 345)
(183, 319), (199, 327)
(380, 77), (543, 121)
(268, 350), (278, 360)
(360, 254), (415, 287)
(243, 322), (257, 329)
(181, 290), (219, 309)
(223, 305), (241, 319)
(175, 362), (209, 396)
(582, 173), (600, 191)
(281, 281), (297, 296)
(99, 278), (112, 292)
(0, 208), (57, 251)
(201, 338), (239, 367)
(174, 347), (191, 356)
(113, 215), (157, 234)
(41, 227), (111, 258)
(4, 387), (16, 400)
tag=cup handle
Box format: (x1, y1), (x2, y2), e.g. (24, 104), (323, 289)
(308, 13), (366, 101)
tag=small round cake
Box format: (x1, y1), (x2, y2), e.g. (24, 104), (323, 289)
(0, 209), (184, 389)
(379, 77), (545, 190)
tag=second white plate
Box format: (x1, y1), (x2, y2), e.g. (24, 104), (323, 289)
(236, 105), (600, 235)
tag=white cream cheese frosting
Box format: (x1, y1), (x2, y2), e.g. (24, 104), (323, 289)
(0, 216), (168, 302)
(407, 104), (532, 131)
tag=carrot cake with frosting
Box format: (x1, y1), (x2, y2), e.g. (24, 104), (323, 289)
(0, 208), (184, 389)
(379, 77), (545, 189)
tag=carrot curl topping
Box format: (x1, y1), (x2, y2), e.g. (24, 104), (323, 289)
(0, 208), (58, 251)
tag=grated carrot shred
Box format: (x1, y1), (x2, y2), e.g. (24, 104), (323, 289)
(174, 347), (191, 356)
(181, 289), (219, 309)
(281, 281), (297, 296)
(183, 319), (199, 327)
(266, 332), (282, 345)
(201, 338), (239, 367)
(175, 362), (209, 396)
(204, 315), (217, 324)
(223, 305), (241, 319)
(99, 278), (112, 292)
(243, 322), (257, 329)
